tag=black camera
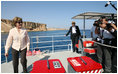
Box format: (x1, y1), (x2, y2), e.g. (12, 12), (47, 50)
(93, 20), (103, 27)
(93, 21), (99, 27)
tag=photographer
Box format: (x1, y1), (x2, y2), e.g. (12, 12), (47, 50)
(102, 18), (117, 46)
(102, 18), (117, 72)
(91, 21), (99, 40)
(96, 17), (117, 73)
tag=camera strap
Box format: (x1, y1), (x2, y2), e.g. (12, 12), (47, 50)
(101, 29), (104, 39)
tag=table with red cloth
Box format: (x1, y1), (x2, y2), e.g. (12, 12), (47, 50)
(67, 56), (102, 73)
(30, 59), (66, 73)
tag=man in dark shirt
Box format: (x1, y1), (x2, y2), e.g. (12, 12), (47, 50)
(65, 21), (81, 53)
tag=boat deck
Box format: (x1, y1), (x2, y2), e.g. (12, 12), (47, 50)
(1, 51), (82, 73)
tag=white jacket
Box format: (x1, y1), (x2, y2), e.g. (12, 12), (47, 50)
(5, 27), (30, 53)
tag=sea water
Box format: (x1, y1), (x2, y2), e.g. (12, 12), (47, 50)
(1, 30), (91, 64)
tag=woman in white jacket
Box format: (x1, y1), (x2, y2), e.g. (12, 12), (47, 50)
(5, 17), (30, 73)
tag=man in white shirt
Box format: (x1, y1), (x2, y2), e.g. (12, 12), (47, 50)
(66, 21), (81, 53)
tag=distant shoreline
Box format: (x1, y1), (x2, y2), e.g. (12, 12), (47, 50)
(27, 28), (68, 32)
(1, 28), (91, 33)
(1, 28), (68, 33)
(47, 28), (68, 31)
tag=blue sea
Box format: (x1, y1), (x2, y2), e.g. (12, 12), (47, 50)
(1, 30), (91, 64)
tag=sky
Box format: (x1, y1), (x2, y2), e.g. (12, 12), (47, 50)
(1, 1), (117, 29)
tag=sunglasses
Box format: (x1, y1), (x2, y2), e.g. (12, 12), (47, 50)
(17, 21), (22, 24)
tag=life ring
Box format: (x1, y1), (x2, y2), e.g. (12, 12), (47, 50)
(26, 50), (32, 56)
(33, 48), (41, 55)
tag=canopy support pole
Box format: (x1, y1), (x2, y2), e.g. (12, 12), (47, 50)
(83, 16), (85, 38)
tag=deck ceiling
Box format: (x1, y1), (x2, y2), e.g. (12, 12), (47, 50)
(72, 12), (117, 20)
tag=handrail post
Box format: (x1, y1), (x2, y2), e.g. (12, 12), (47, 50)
(31, 37), (34, 55)
(52, 36), (54, 53)
(71, 41), (73, 52)
(36, 36), (39, 48)
(68, 44), (69, 51)
(6, 57), (8, 63)
(4, 40), (8, 63)
(83, 16), (86, 38)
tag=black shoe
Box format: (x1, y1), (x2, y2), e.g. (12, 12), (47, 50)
(77, 51), (81, 53)
(73, 50), (75, 52)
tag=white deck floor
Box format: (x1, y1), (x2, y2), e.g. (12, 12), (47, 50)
(1, 51), (82, 73)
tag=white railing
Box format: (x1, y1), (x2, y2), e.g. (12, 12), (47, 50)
(1, 35), (72, 63)
(30, 35), (72, 53)
(1, 35), (72, 54)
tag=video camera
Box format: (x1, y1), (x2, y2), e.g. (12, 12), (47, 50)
(100, 16), (116, 29)
(93, 20), (102, 27)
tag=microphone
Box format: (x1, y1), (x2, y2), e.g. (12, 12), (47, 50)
(105, 4), (108, 7)
(105, 1), (111, 7)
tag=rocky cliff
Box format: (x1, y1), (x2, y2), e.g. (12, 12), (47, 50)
(1, 19), (47, 32)
(47, 28), (67, 31)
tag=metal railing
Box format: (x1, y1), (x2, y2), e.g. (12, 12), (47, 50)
(1, 35), (72, 54)
(1, 35), (72, 63)
(30, 35), (72, 53)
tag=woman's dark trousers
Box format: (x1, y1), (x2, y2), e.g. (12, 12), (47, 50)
(12, 48), (27, 73)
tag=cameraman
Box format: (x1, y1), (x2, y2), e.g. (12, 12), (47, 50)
(102, 18), (117, 72)
(97, 17), (117, 73)
(102, 18), (117, 46)
(91, 21), (99, 40)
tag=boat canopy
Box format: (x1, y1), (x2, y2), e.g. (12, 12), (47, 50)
(72, 12), (117, 20)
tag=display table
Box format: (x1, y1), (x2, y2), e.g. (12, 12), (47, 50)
(67, 56), (102, 73)
(30, 59), (66, 73)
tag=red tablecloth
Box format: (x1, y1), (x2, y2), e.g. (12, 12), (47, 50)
(67, 56), (102, 73)
(30, 59), (66, 73)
